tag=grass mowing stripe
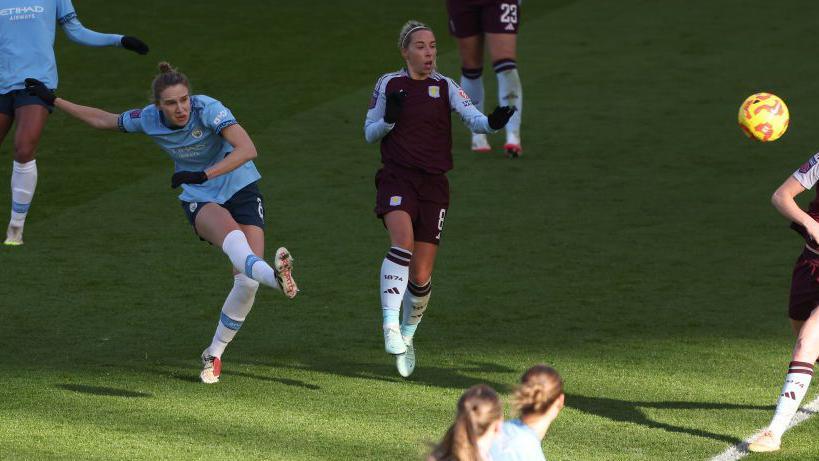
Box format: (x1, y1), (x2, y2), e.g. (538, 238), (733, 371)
(709, 394), (819, 461)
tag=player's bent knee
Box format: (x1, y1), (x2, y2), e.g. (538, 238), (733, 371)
(13, 146), (37, 163)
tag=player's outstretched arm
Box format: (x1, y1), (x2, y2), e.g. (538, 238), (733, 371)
(203, 124), (258, 179)
(25, 79), (118, 130)
(60, 13), (149, 54)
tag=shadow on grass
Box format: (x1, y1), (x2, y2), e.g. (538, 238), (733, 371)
(143, 364), (322, 390)
(568, 394), (775, 443)
(238, 356), (515, 393)
(56, 383), (152, 398)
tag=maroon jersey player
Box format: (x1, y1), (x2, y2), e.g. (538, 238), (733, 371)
(364, 20), (515, 377)
(750, 152), (819, 452)
(447, 0), (523, 157)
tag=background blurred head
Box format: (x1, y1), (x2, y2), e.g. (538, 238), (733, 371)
(430, 384), (504, 461)
(514, 364), (565, 420)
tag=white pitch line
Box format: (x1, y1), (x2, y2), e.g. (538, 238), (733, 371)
(709, 394), (819, 461)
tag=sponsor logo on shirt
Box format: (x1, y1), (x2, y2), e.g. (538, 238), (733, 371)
(213, 110), (228, 125)
(1, 5), (43, 21)
(799, 156), (818, 174)
(389, 196), (402, 206)
(129, 109), (142, 119)
(428, 86), (440, 98)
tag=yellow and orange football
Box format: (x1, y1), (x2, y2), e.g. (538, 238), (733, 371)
(738, 92), (789, 142)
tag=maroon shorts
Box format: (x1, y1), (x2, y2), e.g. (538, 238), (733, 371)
(374, 166), (449, 245)
(789, 248), (819, 320)
(446, 0), (520, 38)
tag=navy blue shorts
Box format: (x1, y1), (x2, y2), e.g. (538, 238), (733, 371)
(0, 89), (54, 116)
(181, 181), (265, 237)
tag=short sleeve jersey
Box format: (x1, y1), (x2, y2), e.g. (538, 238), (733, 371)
(365, 69), (489, 175)
(0, 0), (75, 92)
(118, 95), (261, 204)
(489, 419), (547, 461)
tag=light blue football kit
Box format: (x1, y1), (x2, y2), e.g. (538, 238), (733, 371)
(489, 419), (548, 461)
(0, 0), (123, 93)
(117, 95), (261, 204)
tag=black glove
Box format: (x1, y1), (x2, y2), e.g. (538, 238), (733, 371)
(121, 36), (149, 55)
(487, 106), (517, 130)
(384, 90), (407, 124)
(24, 78), (56, 105)
(171, 171), (208, 189)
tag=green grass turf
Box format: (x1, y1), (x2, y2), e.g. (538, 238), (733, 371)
(2, 0), (819, 459)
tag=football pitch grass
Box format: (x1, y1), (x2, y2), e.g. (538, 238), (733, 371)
(2, 0), (819, 459)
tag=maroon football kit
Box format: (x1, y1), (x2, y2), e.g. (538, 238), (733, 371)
(365, 69), (493, 244)
(787, 153), (819, 320)
(446, 0), (520, 38)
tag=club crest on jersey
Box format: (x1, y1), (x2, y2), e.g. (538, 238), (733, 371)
(799, 156), (818, 174)
(389, 196), (402, 206)
(428, 86), (440, 98)
(192, 128), (203, 139)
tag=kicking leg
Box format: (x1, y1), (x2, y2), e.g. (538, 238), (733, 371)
(195, 204), (297, 298)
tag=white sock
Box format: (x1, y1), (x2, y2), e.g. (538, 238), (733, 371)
(206, 274), (259, 358)
(381, 246), (411, 329)
(769, 361), (814, 438)
(460, 67), (485, 114)
(221, 229), (278, 289)
(9, 160), (37, 227)
(401, 279), (431, 340)
(494, 61), (522, 143)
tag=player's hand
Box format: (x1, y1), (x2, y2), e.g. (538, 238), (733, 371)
(171, 171), (208, 189)
(24, 78), (56, 105)
(384, 90), (407, 124)
(488, 106), (517, 130)
(121, 36), (149, 55)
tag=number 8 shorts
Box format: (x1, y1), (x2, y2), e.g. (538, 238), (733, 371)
(374, 167), (449, 246)
(182, 181), (265, 236)
(446, 0), (520, 38)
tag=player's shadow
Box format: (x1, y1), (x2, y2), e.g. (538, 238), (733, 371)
(56, 383), (152, 398)
(139, 364), (322, 390)
(236, 356), (514, 393)
(568, 394), (775, 443)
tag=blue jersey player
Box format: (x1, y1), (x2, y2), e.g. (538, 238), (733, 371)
(24, 62), (299, 384)
(0, 0), (148, 245)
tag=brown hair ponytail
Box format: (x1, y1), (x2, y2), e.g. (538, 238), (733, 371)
(513, 365), (564, 416)
(429, 384), (502, 461)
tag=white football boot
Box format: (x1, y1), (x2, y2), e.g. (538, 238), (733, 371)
(396, 336), (416, 377)
(748, 430), (781, 452)
(200, 350), (221, 384)
(273, 247), (298, 299)
(471, 133), (491, 153)
(4, 224), (23, 246)
(383, 326), (407, 355)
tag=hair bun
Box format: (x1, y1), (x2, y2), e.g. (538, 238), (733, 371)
(157, 61), (174, 74)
